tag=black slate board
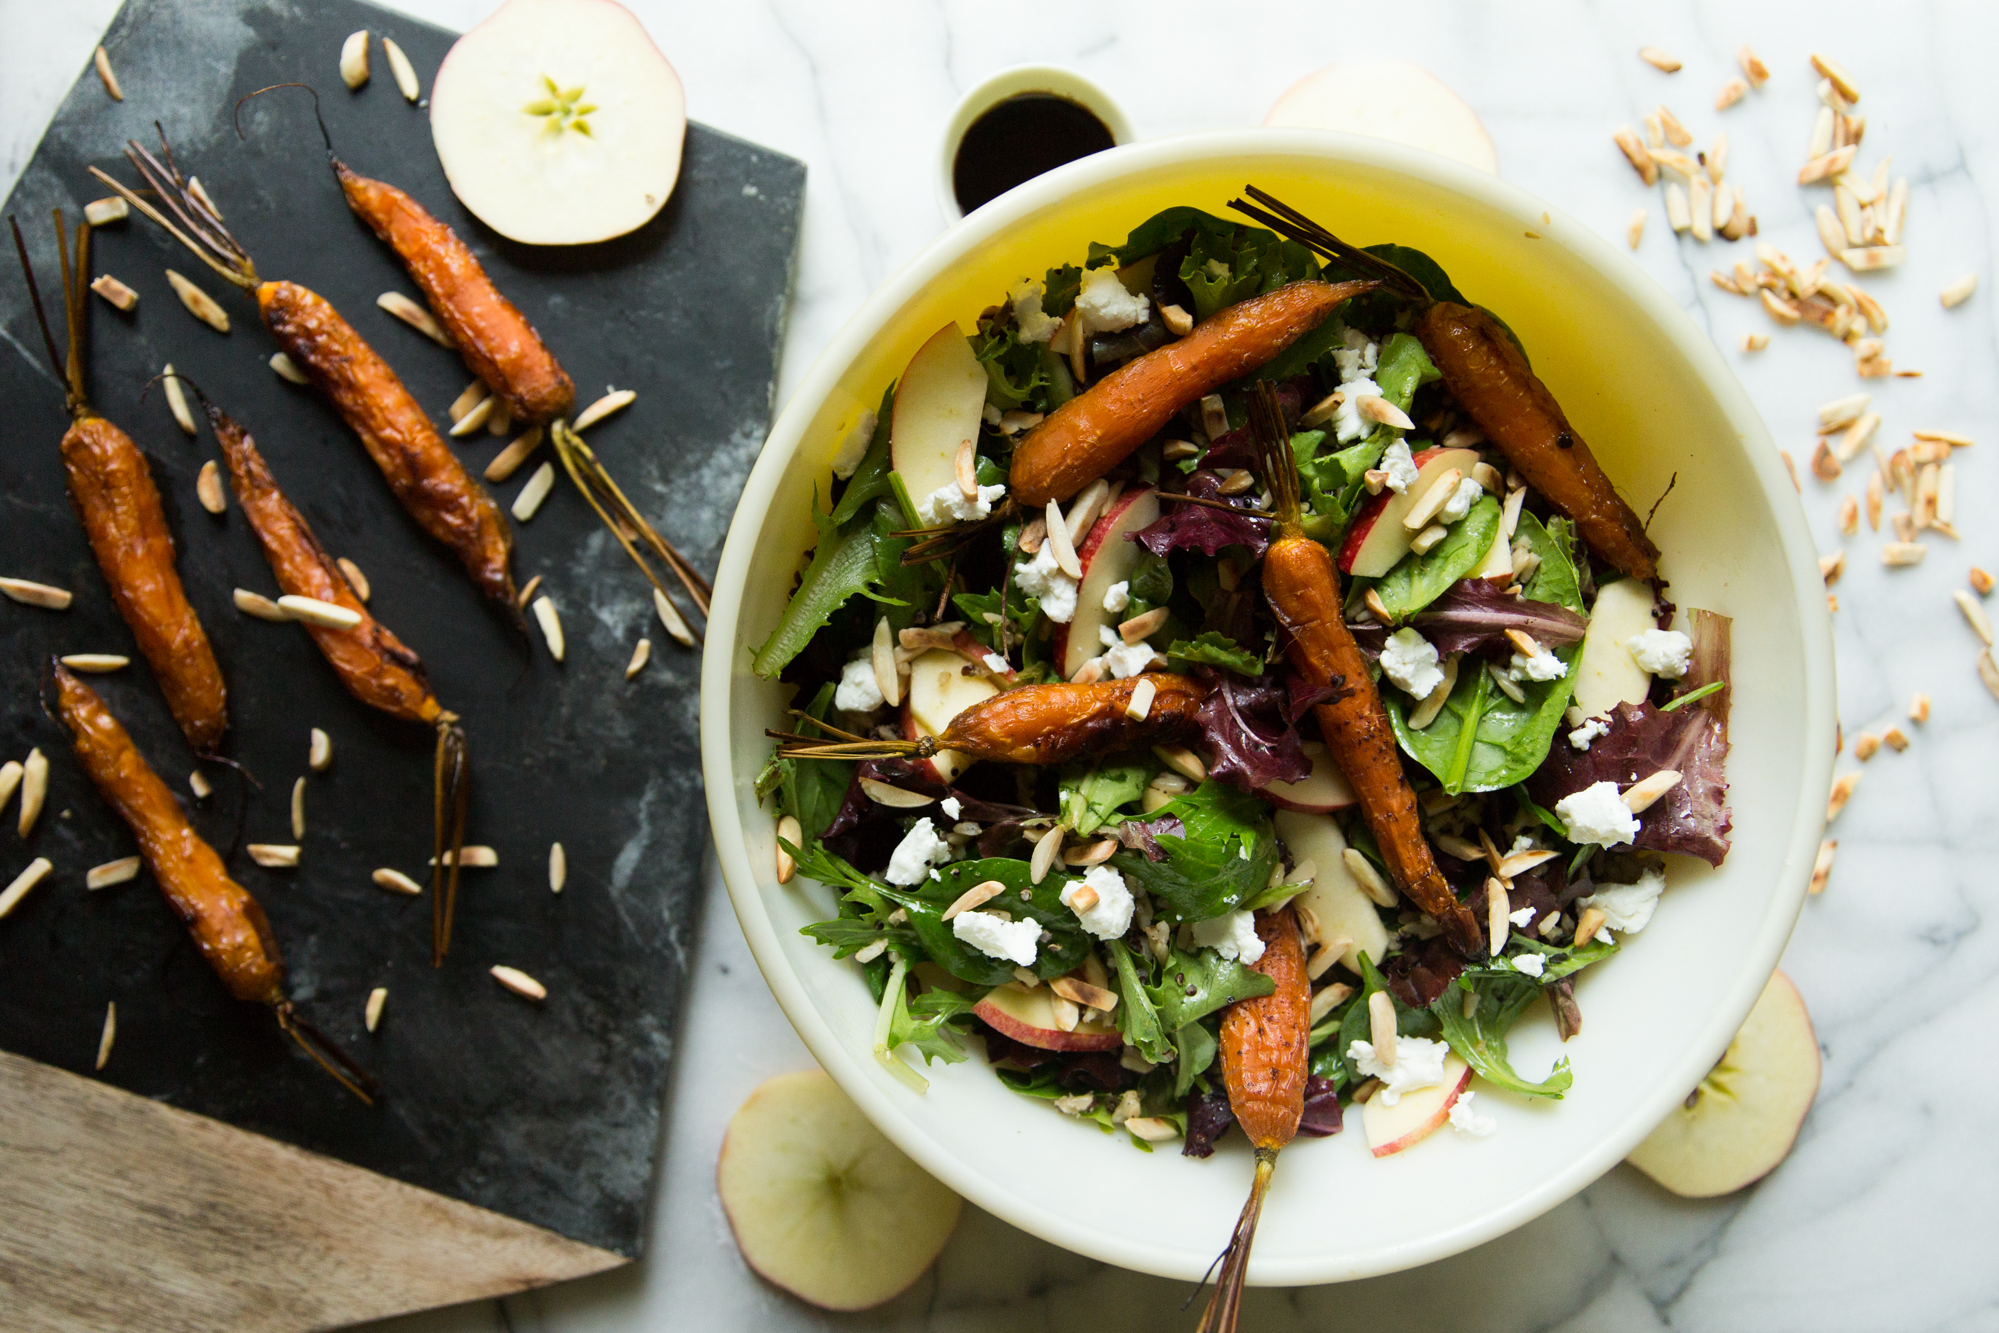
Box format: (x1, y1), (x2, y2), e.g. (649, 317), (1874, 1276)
(0, 0), (802, 1258)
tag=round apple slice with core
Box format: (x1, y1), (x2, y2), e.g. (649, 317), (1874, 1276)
(904, 648), (999, 783)
(717, 1068), (962, 1310)
(1570, 577), (1659, 718)
(1361, 1053), (1473, 1157)
(429, 0), (687, 246)
(1259, 741), (1359, 813)
(890, 324), (988, 514)
(1055, 485), (1160, 678)
(1338, 446), (1480, 577)
(1265, 59), (1498, 176)
(1625, 970), (1821, 1197)
(973, 981), (1122, 1052)
(1272, 808), (1389, 974)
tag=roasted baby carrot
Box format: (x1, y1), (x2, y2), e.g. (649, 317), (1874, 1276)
(52, 663), (374, 1099)
(1231, 188), (1660, 580)
(1009, 279), (1378, 506)
(11, 213), (228, 754)
(204, 400), (472, 964)
(336, 161), (574, 425)
(1199, 906), (1309, 1333)
(1250, 387), (1483, 957)
(90, 134), (521, 616)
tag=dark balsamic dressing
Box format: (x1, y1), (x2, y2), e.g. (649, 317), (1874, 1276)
(952, 94), (1116, 215)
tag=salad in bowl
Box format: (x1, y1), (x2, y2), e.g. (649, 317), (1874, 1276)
(749, 187), (1735, 1321)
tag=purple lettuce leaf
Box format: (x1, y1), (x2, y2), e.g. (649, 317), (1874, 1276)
(1410, 579), (1589, 657)
(1550, 979), (1582, 1042)
(1528, 700), (1732, 866)
(1383, 936), (1466, 1009)
(1183, 1085), (1237, 1158)
(1133, 470), (1272, 559)
(1115, 815), (1186, 862)
(1199, 379), (1306, 470)
(1298, 1075), (1346, 1138)
(1192, 667), (1346, 790)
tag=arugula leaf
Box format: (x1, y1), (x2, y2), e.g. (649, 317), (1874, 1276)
(752, 497), (924, 679)
(1059, 759), (1154, 836)
(872, 857), (1093, 986)
(1109, 780), (1279, 922)
(889, 985), (980, 1066)
(1173, 1021), (1219, 1098)
(1372, 496), (1501, 620)
(828, 387), (896, 527)
(790, 838), (915, 1000)
(1431, 973), (1573, 1099)
(1107, 940), (1175, 1068)
(1166, 630), (1264, 677)
(1144, 946), (1275, 1032)
(1385, 512), (1585, 791)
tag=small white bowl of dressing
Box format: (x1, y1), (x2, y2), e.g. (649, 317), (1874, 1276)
(936, 65), (1132, 222)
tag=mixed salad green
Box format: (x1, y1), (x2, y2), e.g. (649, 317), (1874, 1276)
(754, 206), (1732, 1157)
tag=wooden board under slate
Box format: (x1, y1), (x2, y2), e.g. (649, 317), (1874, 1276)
(0, 0), (802, 1321)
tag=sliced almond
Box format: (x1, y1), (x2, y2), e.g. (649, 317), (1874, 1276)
(624, 637), (651, 680)
(277, 595), (361, 630)
(188, 769), (212, 800)
(1761, 289), (1801, 326)
(1714, 78), (1747, 112)
(1826, 771), (1861, 823)
(381, 36), (420, 102)
(84, 195), (129, 227)
(1358, 396), (1414, 431)
(1309, 981), (1355, 1025)
(378, 291), (452, 347)
(1853, 732), (1880, 761)
(1665, 182), (1692, 233)
(490, 965), (546, 1001)
(372, 867), (422, 896)
(483, 427), (544, 484)
(448, 380), (488, 421)
(190, 460), (226, 515)
(58, 653), (129, 673)
(1810, 53), (1860, 103)
(0, 577), (72, 610)
(939, 878), (1005, 922)
(1739, 45), (1770, 87)
(652, 587), (696, 648)
(1152, 744), (1206, 784)
(1840, 245), (1904, 272)
(1818, 392), (1869, 431)
(1124, 677), (1156, 722)
(858, 777), (931, 809)
(1909, 692), (1932, 723)
(1367, 990), (1399, 1068)
(1044, 499), (1082, 579)
(432, 846), (498, 869)
(532, 594), (565, 661)
(1941, 273), (1978, 309)
(1820, 551), (1845, 585)
(1742, 333), (1769, 351)
(18, 749), (47, 838)
(1955, 590), (1995, 646)
(1980, 650), (1999, 702)
(94, 45), (123, 101)
(1407, 655), (1459, 730)
(448, 393), (495, 437)
(1051, 976), (1118, 1012)
(1883, 179), (1908, 245)
(247, 844), (300, 868)
(1343, 847), (1397, 909)
(511, 461), (556, 522)
(165, 272), (228, 333)
(1639, 47), (1682, 72)
(1971, 566), (1994, 596)
(0, 857), (53, 918)
(1403, 467), (1463, 531)
(95, 1002), (116, 1071)
(1837, 495), (1859, 536)
(544, 840), (567, 893)
(573, 388), (637, 432)
(1881, 542), (1926, 567)
(1496, 849), (1559, 879)
(233, 588), (288, 622)
(870, 615), (897, 707)
(1799, 146), (1856, 186)
(365, 987), (387, 1032)
(1613, 126), (1658, 185)
(86, 856), (141, 891)
(1622, 769), (1682, 814)
(89, 273), (138, 311)
(340, 29), (370, 89)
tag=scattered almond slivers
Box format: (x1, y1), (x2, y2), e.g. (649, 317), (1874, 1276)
(0, 858), (53, 918)
(1955, 590), (1995, 646)
(549, 841), (568, 893)
(86, 856), (141, 891)
(0, 576), (72, 609)
(233, 588), (288, 622)
(1044, 499), (1082, 579)
(1152, 744), (1206, 784)
(165, 271), (229, 333)
(1343, 847), (1397, 908)
(1367, 990), (1398, 1068)
(433, 846), (498, 868)
(94, 45), (123, 101)
(1613, 127), (1657, 185)
(1622, 769), (1682, 814)
(1639, 47), (1682, 73)
(378, 291), (452, 347)
(572, 389), (636, 433)
(340, 29), (370, 88)
(372, 867), (423, 896)
(382, 36), (420, 102)
(870, 615), (898, 707)
(533, 594), (565, 661)
(1051, 976), (1118, 1012)
(1941, 274), (1978, 309)
(486, 427), (544, 482)
(90, 274), (137, 310)
(653, 587), (696, 648)
(490, 965), (547, 1001)
(247, 844), (301, 868)
(277, 594), (362, 630)
(512, 461), (556, 521)
(196, 461), (227, 514)
(449, 394), (496, 437)
(188, 769), (212, 800)
(18, 750), (48, 837)
(59, 654), (129, 673)
(1029, 823), (1065, 885)
(96, 1002), (116, 1071)
(625, 637), (651, 680)
(1826, 772), (1861, 824)
(365, 987), (388, 1032)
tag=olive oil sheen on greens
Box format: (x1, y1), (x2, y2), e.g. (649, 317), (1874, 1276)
(953, 94), (1117, 214)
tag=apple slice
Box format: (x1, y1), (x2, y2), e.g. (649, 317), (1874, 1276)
(1338, 447), (1480, 577)
(717, 1068), (962, 1310)
(429, 0), (687, 246)
(973, 981), (1122, 1052)
(1055, 486), (1161, 677)
(890, 324), (988, 516)
(904, 648), (999, 783)
(1626, 970), (1821, 1197)
(1471, 508), (1515, 582)
(1259, 741), (1358, 813)
(1272, 809), (1389, 974)
(1361, 1054), (1473, 1157)
(1265, 60), (1499, 176)
(1571, 578), (1658, 718)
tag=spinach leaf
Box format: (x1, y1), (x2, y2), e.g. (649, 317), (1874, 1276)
(1375, 330), (1443, 404)
(889, 985), (979, 1067)
(1086, 206), (1234, 269)
(1369, 244), (1467, 303)
(1109, 780), (1279, 922)
(1125, 550), (1175, 617)
(1336, 951), (1441, 1085)
(752, 497), (925, 679)
(1385, 512), (1584, 791)
(872, 857), (1093, 986)
(1107, 939), (1175, 1067)
(828, 387), (896, 526)
(1431, 973), (1573, 1099)
(1372, 496), (1501, 620)
(1059, 759), (1154, 836)
(1145, 946), (1276, 1032)
(1173, 1021), (1219, 1098)
(1166, 630), (1264, 677)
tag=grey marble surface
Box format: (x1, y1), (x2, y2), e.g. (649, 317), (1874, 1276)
(7, 1), (1997, 1330)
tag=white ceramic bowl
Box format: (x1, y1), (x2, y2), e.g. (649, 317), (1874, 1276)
(701, 131), (1835, 1285)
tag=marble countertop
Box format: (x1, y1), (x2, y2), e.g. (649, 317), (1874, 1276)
(6, 1), (1995, 1329)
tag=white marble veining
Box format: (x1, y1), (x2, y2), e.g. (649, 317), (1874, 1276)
(6, 1), (1997, 1329)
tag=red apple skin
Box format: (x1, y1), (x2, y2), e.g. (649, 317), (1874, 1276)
(973, 990), (1123, 1053)
(1052, 486), (1158, 675)
(1368, 1062), (1473, 1157)
(950, 631), (1014, 682)
(899, 704), (950, 786)
(1336, 445), (1449, 573)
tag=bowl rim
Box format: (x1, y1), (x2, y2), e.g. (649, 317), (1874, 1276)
(700, 127), (1835, 1285)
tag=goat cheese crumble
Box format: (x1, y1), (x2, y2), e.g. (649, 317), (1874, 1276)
(952, 909), (1040, 965)
(1332, 377), (1384, 443)
(1060, 864), (1134, 939)
(1626, 628), (1693, 678)
(1509, 647), (1569, 683)
(1438, 475), (1484, 524)
(939, 796), (962, 820)
(1380, 439), (1420, 493)
(1074, 265), (1149, 334)
(830, 409), (876, 480)
(1578, 866), (1667, 942)
(1449, 1089), (1498, 1138)
(1330, 326), (1380, 380)
(885, 818), (952, 886)
(1102, 580), (1130, 614)
(1009, 278), (1060, 343)
(1509, 905), (1537, 928)
(1103, 639), (1155, 680)
(1511, 952), (1547, 977)
(1191, 909), (1265, 965)
(1554, 781), (1640, 847)
(1381, 628), (1445, 699)
(1013, 542), (1078, 623)
(1348, 1034), (1450, 1106)
(834, 657), (884, 713)
(1568, 716), (1609, 750)
(915, 480), (1007, 528)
